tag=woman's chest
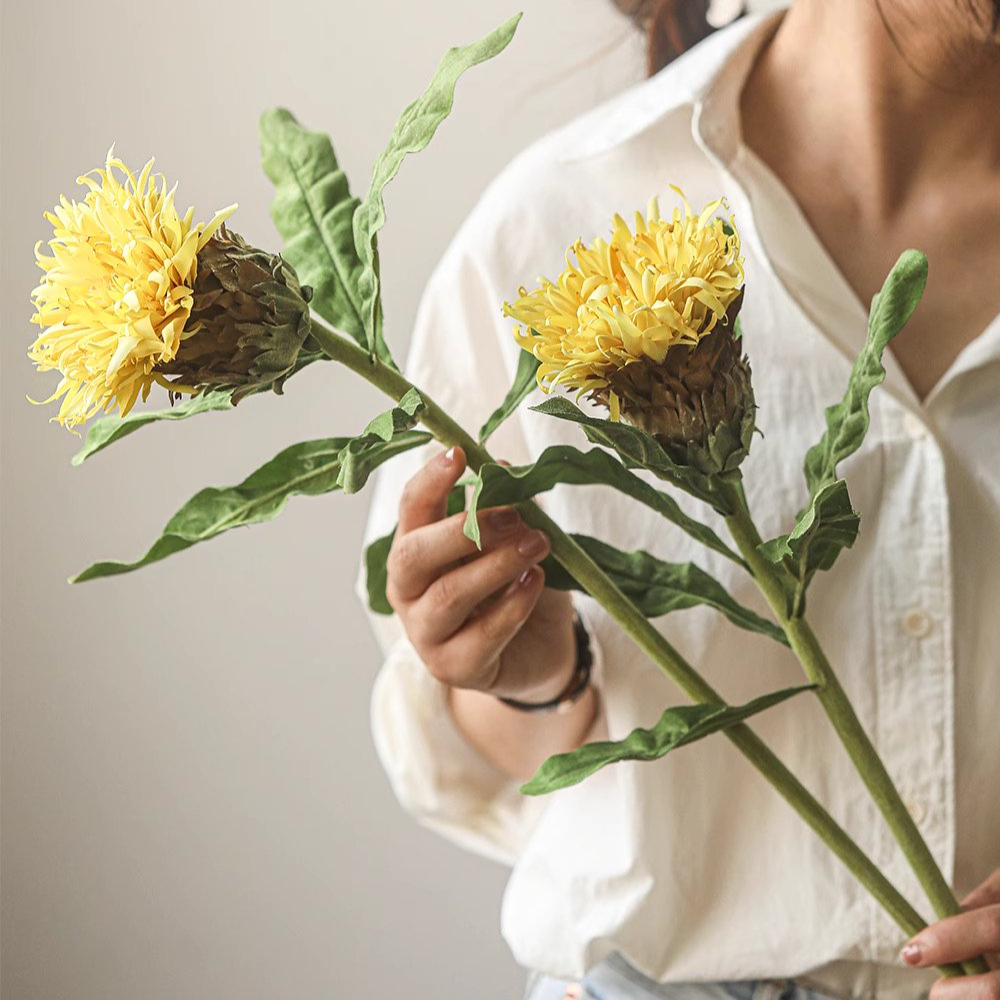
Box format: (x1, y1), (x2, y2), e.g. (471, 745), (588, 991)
(773, 173), (1000, 402)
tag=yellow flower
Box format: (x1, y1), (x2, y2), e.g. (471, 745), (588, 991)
(28, 150), (235, 430)
(503, 188), (744, 420)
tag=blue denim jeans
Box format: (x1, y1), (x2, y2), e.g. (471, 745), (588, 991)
(524, 953), (845, 1000)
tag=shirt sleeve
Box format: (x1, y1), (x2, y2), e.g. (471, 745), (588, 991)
(357, 214), (555, 865)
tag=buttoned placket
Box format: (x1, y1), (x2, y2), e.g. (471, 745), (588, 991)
(869, 397), (955, 953)
(688, 60), (961, 991)
(874, 305), (1000, 918)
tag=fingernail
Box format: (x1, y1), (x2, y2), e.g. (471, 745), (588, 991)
(487, 508), (520, 535)
(900, 943), (922, 966)
(517, 567), (538, 588)
(440, 446), (458, 466)
(517, 531), (548, 559)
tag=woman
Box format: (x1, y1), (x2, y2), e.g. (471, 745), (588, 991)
(362, 1), (1000, 998)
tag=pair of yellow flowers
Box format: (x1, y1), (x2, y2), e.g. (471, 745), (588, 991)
(27, 153), (745, 432)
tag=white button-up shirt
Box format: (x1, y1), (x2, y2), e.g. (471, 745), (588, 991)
(361, 10), (1000, 999)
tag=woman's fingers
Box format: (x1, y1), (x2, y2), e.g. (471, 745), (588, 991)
(429, 565), (547, 690)
(964, 870), (1000, 910)
(907, 870), (1000, 996)
(397, 446), (466, 534)
(928, 971), (1000, 1000)
(903, 905), (1000, 970)
(387, 506), (522, 604)
(408, 528), (551, 646)
(389, 446), (557, 693)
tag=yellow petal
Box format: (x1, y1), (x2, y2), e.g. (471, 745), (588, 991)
(28, 153), (238, 429)
(503, 188), (744, 406)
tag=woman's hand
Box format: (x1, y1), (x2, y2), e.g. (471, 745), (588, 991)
(386, 445), (577, 702)
(901, 867), (1000, 999)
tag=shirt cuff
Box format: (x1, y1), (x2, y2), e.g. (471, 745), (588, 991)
(369, 606), (606, 865)
(370, 636), (549, 866)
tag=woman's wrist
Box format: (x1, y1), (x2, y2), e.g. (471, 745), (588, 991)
(497, 614), (593, 713)
(446, 675), (600, 782)
(441, 607), (601, 780)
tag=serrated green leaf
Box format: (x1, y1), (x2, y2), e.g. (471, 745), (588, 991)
(541, 534), (786, 644)
(365, 486), (467, 615)
(759, 479), (860, 617)
(530, 397), (685, 479)
(353, 13), (522, 365)
(521, 684), (815, 794)
(462, 446), (741, 565)
(71, 389), (238, 466)
(337, 389), (427, 494)
(760, 254), (924, 611)
(72, 430), (429, 583)
(363, 388), (424, 440)
(804, 250), (928, 494)
(71, 348), (327, 466)
(260, 108), (366, 344)
(478, 349), (540, 443)
(529, 396), (721, 509)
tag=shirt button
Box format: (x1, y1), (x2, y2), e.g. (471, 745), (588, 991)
(902, 608), (933, 638)
(905, 797), (928, 825)
(903, 413), (929, 440)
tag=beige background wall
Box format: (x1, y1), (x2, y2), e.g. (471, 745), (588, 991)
(1, 1), (774, 997)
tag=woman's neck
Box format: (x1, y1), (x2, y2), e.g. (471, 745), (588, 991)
(744, 0), (1000, 216)
(739, 0), (1000, 402)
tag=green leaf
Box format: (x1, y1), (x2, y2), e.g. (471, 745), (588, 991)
(759, 252), (926, 612)
(353, 13), (522, 365)
(462, 446), (742, 565)
(478, 349), (540, 444)
(365, 486), (467, 616)
(260, 107), (366, 344)
(521, 684), (815, 794)
(759, 479), (860, 617)
(72, 429), (429, 583)
(804, 250), (928, 494)
(529, 396), (721, 510)
(365, 530), (397, 615)
(71, 389), (238, 466)
(541, 534), (786, 644)
(337, 389), (427, 494)
(71, 347), (327, 466)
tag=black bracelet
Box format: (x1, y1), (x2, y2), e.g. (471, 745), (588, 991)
(498, 615), (593, 714)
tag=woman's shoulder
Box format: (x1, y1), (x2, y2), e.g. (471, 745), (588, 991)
(447, 16), (765, 284)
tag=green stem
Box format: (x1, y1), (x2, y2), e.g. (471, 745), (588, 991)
(310, 316), (960, 976)
(720, 481), (988, 977)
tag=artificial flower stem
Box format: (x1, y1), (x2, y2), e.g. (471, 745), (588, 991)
(307, 313), (964, 973)
(720, 482), (989, 978)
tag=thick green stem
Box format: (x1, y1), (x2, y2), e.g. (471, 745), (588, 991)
(310, 316), (961, 975)
(721, 482), (988, 977)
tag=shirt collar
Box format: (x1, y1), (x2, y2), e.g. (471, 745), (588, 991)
(557, 8), (787, 165)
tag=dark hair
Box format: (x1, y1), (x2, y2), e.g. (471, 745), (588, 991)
(611, 0), (739, 75)
(615, 0), (1000, 78)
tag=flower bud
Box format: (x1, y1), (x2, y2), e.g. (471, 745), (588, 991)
(598, 291), (754, 475)
(504, 190), (754, 474)
(28, 153), (312, 431)
(157, 226), (313, 403)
